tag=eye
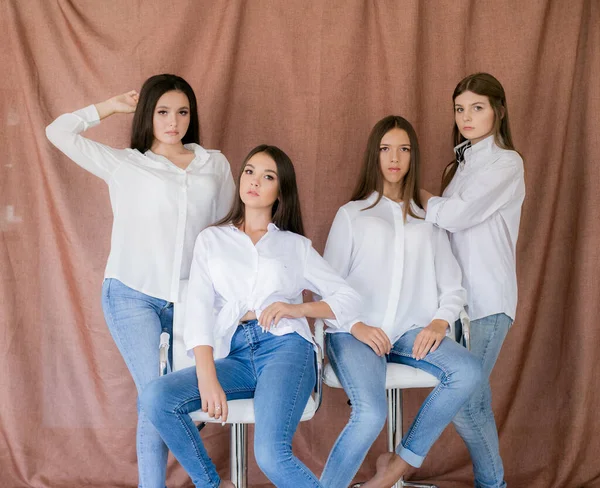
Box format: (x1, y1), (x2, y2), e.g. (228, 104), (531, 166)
(179, 110), (189, 116)
(401, 147), (411, 152)
(474, 105), (484, 111)
(244, 169), (253, 175)
(157, 110), (168, 115)
(455, 107), (463, 113)
(380, 146), (389, 152)
(264, 174), (275, 180)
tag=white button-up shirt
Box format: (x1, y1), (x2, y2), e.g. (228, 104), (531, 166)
(323, 193), (466, 343)
(46, 105), (235, 302)
(425, 136), (525, 321)
(184, 224), (362, 359)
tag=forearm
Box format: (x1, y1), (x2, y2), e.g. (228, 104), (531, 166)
(298, 300), (335, 320)
(94, 99), (118, 120)
(193, 345), (218, 382)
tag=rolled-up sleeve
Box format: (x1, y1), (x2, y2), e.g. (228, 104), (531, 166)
(302, 241), (362, 332)
(183, 233), (217, 356)
(45, 105), (126, 181)
(426, 155), (524, 233)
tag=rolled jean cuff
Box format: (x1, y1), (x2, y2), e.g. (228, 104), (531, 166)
(397, 443), (425, 468)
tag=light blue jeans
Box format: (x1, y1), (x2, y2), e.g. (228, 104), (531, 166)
(140, 320), (322, 488)
(452, 313), (512, 488)
(102, 278), (173, 488)
(321, 328), (483, 488)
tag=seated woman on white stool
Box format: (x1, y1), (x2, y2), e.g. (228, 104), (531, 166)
(319, 116), (483, 488)
(141, 145), (362, 488)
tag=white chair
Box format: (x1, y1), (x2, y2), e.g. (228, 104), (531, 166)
(160, 280), (323, 488)
(315, 311), (470, 488)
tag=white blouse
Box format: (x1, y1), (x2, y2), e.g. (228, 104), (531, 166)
(46, 105), (235, 302)
(184, 224), (362, 359)
(425, 136), (525, 321)
(323, 193), (466, 343)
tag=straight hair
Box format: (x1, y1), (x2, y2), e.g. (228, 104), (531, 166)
(351, 115), (423, 220)
(215, 145), (305, 236)
(131, 74), (200, 153)
(442, 72), (517, 192)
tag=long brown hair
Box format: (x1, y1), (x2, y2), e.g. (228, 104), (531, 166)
(441, 72), (517, 192)
(130, 74), (200, 153)
(351, 115), (423, 220)
(215, 145), (305, 236)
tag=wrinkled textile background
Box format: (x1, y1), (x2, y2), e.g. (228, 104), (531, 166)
(1, 1), (599, 487)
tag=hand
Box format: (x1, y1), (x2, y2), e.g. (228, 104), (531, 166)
(258, 302), (304, 330)
(412, 319), (448, 360)
(95, 90), (139, 119)
(419, 188), (435, 211)
(350, 322), (392, 357)
(109, 90), (139, 113)
(197, 374), (228, 423)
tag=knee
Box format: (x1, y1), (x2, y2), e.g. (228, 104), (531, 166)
(254, 441), (290, 480)
(349, 397), (387, 435)
(139, 377), (168, 423)
(452, 353), (484, 395)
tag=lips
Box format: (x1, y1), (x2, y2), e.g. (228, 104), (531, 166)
(388, 167), (402, 172)
(165, 131), (179, 135)
(247, 190), (259, 196)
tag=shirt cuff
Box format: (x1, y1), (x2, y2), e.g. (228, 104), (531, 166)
(432, 309), (457, 328)
(73, 105), (101, 128)
(425, 196), (447, 225)
(321, 298), (360, 332)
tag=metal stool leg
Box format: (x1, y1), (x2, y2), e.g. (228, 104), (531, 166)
(402, 482), (439, 488)
(230, 423), (248, 488)
(387, 388), (438, 488)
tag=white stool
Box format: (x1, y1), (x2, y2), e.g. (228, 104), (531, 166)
(315, 312), (470, 488)
(161, 280), (323, 488)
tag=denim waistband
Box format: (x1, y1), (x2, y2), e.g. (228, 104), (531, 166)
(239, 318), (259, 326)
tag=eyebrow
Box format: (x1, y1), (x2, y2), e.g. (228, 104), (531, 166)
(454, 102), (486, 107)
(156, 105), (190, 110)
(380, 143), (411, 147)
(245, 163), (278, 174)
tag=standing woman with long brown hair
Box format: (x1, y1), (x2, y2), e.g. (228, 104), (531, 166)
(320, 116), (482, 488)
(46, 74), (235, 488)
(421, 73), (525, 488)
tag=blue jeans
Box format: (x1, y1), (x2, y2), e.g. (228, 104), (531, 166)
(452, 313), (512, 488)
(102, 278), (173, 488)
(140, 320), (321, 488)
(321, 328), (482, 488)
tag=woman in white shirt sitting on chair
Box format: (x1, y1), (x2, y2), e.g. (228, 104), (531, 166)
(141, 145), (362, 488)
(46, 74), (235, 488)
(320, 116), (482, 488)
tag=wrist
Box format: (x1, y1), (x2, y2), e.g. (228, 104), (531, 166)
(95, 99), (116, 119)
(431, 319), (449, 331)
(350, 321), (366, 335)
(296, 302), (309, 317)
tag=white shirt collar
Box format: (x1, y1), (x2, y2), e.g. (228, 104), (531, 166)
(145, 143), (210, 168)
(229, 222), (280, 232)
(462, 135), (496, 167)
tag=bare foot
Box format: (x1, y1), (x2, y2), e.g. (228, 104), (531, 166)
(361, 452), (410, 488)
(219, 480), (236, 488)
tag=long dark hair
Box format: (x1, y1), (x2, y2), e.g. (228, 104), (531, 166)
(215, 145), (305, 236)
(130, 74), (200, 153)
(351, 115), (423, 220)
(441, 72), (517, 192)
